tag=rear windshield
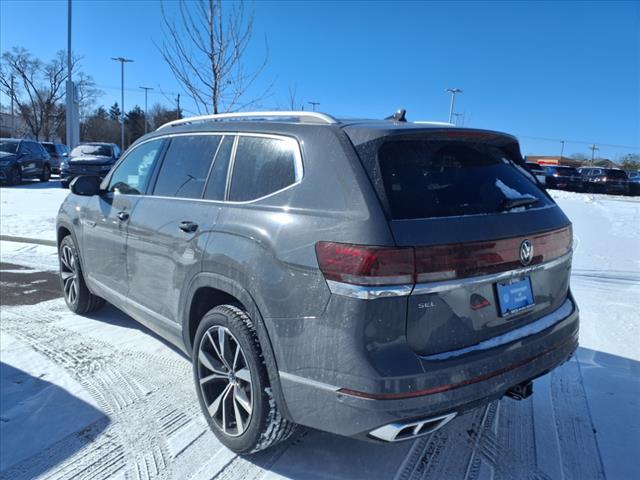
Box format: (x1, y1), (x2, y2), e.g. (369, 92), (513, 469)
(604, 169), (627, 179)
(378, 141), (551, 219)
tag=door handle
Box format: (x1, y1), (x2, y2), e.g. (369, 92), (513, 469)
(117, 211), (130, 222)
(179, 221), (199, 233)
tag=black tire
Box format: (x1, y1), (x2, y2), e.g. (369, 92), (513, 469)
(8, 166), (21, 186)
(58, 235), (105, 314)
(39, 164), (51, 182)
(193, 305), (296, 454)
(61, 180), (69, 189)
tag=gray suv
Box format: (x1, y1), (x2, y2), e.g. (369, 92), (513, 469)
(56, 111), (579, 453)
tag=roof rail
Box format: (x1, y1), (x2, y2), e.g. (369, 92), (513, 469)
(413, 121), (455, 126)
(157, 111), (338, 130)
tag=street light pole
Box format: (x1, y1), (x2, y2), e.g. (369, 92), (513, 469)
(446, 88), (462, 124)
(307, 101), (320, 112)
(452, 112), (463, 126)
(560, 140), (565, 161)
(589, 144), (599, 166)
(139, 86), (154, 134)
(112, 57), (134, 150)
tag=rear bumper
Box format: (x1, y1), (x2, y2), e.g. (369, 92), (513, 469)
(277, 296), (579, 439)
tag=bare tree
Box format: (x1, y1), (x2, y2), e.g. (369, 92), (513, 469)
(287, 84), (302, 110)
(156, 0), (270, 115)
(0, 47), (100, 140)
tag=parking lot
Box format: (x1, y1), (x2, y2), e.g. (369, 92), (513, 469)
(0, 180), (638, 480)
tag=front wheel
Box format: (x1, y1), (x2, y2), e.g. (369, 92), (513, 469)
(193, 305), (296, 454)
(59, 235), (105, 314)
(39, 164), (51, 182)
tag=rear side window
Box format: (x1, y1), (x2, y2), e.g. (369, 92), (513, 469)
(378, 141), (552, 219)
(605, 169), (627, 179)
(228, 136), (299, 202)
(203, 136), (234, 200)
(153, 135), (221, 199)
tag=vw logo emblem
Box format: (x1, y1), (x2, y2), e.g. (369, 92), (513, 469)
(520, 239), (533, 266)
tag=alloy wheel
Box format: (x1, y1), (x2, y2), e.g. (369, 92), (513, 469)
(60, 244), (78, 305)
(197, 325), (253, 437)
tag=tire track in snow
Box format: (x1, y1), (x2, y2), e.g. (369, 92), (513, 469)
(0, 304), (210, 480)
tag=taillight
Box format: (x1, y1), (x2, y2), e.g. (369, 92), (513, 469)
(316, 226), (572, 287)
(314, 242), (414, 286)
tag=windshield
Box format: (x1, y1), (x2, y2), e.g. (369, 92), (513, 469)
(71, 144), (112, 157)
(605, 169), (628, 179)
(0, 141), (19, 154)
(377, 140), (551, 219)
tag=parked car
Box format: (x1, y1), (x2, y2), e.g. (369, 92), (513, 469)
(525, 162), (546, 185)
(542, 165), (584, 191)
(57, 111), (579, 454)
(60, 142), (121, 188)
(41, 142), (70, 174)
(0, 138), (52, 185)
(577, 167), (629, 195)
(624, 170), (640, 196)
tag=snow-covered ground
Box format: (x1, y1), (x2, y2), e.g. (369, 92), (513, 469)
(1, 184), (639, 480)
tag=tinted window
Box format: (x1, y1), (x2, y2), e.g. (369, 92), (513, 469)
(0, 141), (19, 154)
(378, 141), (552, 219)
(605, 169), (627, 179)
(229, 136), (298, 202)
(204, 136), (234, 200)
(554, 166), (578, 175)
(42, 143), (56, 155)
(153, 135), (221, 199)
(107, 140), (163, 195)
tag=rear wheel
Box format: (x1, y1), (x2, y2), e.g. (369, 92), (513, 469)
(8, 166), (21, 186)
(193, 305), (296, 454)
(39, 164), (51, 182)
(59, 235), (105, 314)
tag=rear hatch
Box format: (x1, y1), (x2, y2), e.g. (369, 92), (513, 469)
(345, 126), (573, 356)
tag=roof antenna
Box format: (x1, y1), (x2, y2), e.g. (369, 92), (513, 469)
(385, 108), (407, 122)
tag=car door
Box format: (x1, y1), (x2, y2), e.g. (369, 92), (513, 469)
(81, 138), (165, 301)
(19, 142), (38, 177)
(126, 133), (232, 327)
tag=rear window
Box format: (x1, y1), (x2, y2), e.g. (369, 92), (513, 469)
(604, 169), (627, 179)
(228, 136), (298, 202)
(378, 141), (551, 219)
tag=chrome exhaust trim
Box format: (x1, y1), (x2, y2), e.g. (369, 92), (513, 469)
(369, 412), (457, 442)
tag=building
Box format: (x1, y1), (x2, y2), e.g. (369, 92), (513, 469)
(525, 155), (583, 167)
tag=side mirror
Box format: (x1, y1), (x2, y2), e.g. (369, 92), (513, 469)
(70, 175), (102, 196)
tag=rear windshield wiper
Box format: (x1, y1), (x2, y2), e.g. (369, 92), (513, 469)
(499, 195), (539, 212)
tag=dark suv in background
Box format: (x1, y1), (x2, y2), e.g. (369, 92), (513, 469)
(542, 165), (584, 191)
(41, 142), (70, 174)
(56, 111), (579, 454)
(60, 142), (121, 188)
(578, 167), (629, 195)
(0, 138), (51, 185)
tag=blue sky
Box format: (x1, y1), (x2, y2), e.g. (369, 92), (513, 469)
(1, 0), (638, 160)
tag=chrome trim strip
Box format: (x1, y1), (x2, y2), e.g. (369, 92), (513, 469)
(420, 298), (574, 361)
(278, 371), (339, 392)
(326, 280), (413, 300)
(369, 412), (457, 442)
(157, 111), (338, 130)
(412, 251), (572, 296)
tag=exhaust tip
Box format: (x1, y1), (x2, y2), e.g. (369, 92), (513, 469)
(369, 412), (457, 442)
